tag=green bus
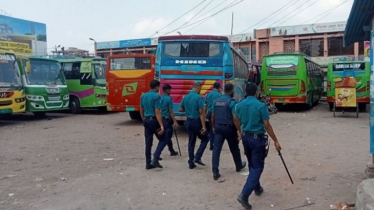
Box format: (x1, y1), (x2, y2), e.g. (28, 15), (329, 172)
(327, 59), (369, 111)
(19, 56), (69, 117)
(58, 58), (107, 114)
(261, 52), (324, 106)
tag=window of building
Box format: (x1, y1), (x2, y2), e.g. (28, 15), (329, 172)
(251, 46), (256, 61)
(259, 42), (269, 60)
(239, 47), (250, 62)
(328, 37), (354, 56)
(299, 39), (324, 57)
(284, 40), (295, 52)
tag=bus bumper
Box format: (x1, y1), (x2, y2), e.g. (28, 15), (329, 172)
(107, 104), (140, 112)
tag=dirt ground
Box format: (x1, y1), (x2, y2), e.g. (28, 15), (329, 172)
(0, 103), (370, 210)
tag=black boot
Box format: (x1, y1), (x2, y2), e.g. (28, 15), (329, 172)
(150, 159), (163, 168)
(237, 194), (252, 209)
(170, 150), (178, 156)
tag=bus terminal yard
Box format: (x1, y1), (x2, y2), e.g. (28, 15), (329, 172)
(0, 103), (369, 210)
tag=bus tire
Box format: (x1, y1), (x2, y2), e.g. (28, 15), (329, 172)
(69, 97), (82, 114)
(329, 102), (334, 111)
(129, 111), (141, 120)
(33, 112), (46, 118)
(359, 103), (367, 112)
(98, 106), (107, 113)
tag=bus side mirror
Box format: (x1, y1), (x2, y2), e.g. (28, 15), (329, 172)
(26, 61), (31, 74)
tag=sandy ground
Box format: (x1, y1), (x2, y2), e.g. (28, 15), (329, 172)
(0, 103), (370, 210)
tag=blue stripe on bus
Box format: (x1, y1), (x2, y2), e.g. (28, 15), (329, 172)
(334, 71), (364, 77)
(271, 87), (294, 91)
(159, 66), (224, 70)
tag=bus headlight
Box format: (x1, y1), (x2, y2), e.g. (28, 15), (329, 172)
(63, 95), (69, 100)
(26, 95), (44, 101)
(15, 97), (25, 103)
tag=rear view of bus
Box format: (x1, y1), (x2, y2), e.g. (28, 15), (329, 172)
(327, 60), (369, 111)
(0, 49), (25, 116)
(106, 54), (154, 120)
(156, 35), (248, 121)
(261, 53), (323, 106)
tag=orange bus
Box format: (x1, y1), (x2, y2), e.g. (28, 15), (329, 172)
(106, 54), (155, 120)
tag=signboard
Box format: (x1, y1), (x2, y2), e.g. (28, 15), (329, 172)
(97, 41), (120, 50)
(0, 15), (47, 55)
(270, 21), (346, 37)
(227, 33), (254, 43)
(97, 38), (153, 49)
(335, 87), (356, 107)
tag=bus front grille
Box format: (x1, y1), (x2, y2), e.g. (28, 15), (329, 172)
(0, 100), (12, 106)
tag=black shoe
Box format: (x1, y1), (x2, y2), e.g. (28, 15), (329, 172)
(194, 160), (206, 166)
(236, 161), (247, 172)
(170, 151), (178, 156)
(189, 164), (197, 169)
(255, 187), (264, 196)
(151, 160), (163, 168)
(213, 173), (221, 180)
(145, 164), (155, 170)
(209, 146), (214, 151)
(237, 194), (252, 209)
(158, 157), (163, 161)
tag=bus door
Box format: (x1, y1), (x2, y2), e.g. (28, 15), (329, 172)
(106, 55), (155, 112)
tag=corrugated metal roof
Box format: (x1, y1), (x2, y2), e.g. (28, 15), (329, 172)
(344, 0), (374, 46)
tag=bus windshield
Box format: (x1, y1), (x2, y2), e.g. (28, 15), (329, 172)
(332, 62), (365, 71)
(27, 60), (66, 85)
(93, 63), (107, 79)
(265, 55), (299, 69)
(110, 57), (151, 70)
(0, 54), (22, 88)
(163, 42), (221, 57)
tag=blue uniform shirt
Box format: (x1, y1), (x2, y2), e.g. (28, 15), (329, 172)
(205, 89), (221, 113)
(180, 90), (204, 119)
(211, 94), (237, 115)
(160, 94), (173, 118)
(140, 90), (161, 117)
(235, 96), (270, 134)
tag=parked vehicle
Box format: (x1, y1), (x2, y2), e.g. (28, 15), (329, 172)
(258, 88), (277, 114)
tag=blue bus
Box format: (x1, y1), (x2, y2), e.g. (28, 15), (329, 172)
(155, 35), (248, 121)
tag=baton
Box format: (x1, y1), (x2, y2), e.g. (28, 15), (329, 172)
(278, 151), (294, 184)
(173, 129), (182, 156)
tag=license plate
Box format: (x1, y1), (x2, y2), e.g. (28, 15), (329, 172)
(0, 109), (12, 114)
(126, 107), (135, 111)
(48, 96), (60, 101)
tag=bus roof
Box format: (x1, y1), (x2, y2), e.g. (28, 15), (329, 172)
(158, 35), (229, 41)
(28, 57), (60, 62)
(265, 52), (310, 58)
(57, 58), (106, 62)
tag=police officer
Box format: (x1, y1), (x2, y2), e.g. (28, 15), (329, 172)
(211, 83), (246, 180)
(205, 82), (221, 150)
(160, 84), (179, 156)
(179, 82), (209, 169)
(235, 83), (282, 209)
(140, 80), (167, 170)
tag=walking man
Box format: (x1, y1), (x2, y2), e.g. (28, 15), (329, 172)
(160, 84), (179, 156)
(235, 83), (282, 209)
(140, 80), (167, 170)
(205, 82), (221, 150)
(211, 83), (246, 180)
(179, 82), (209, 169)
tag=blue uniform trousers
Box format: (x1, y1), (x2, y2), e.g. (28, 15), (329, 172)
(185, 118), (209, 166)
(212, 125), (243, 175)
(206, 111), (214, 148)
(162, 118), (175, 152)
(240, 133), (266, 199)
(143, 117), (167, 165)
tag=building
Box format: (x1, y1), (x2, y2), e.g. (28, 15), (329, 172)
(344, 0), (374, 176)
(52, 47), (90, 57)
(0, 15), (47, 55)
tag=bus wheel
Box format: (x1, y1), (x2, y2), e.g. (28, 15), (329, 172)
(129, 111), (141, 120)
(328, 102), (334, 111)
(33, 112), (46, 118)
(69, 97), (82, 114)
(358, 103), (367, 112)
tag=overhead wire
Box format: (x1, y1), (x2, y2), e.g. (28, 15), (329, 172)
(177, 0), (215, 29)
(165, 0), (243, 35)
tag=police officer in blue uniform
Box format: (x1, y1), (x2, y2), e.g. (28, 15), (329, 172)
(140, 80), (167, 170)
(160, 84), (179, 156)
(179, 82), (209, 169)
(235, 83), (282, 209)
(205, 82), (221, 150)
(211, 83), (246, 180)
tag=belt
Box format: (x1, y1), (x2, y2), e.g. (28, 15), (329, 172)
(243, 132), (266, 139)
(217, 124), (235, 127)
(144, 116), (156, 120)
(162, 117), (171, 120)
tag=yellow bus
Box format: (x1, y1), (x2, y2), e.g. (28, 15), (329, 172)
(0, 48), (26, 116)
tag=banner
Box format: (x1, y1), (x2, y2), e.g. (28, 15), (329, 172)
(335, 87), (356, 107)
(270, 21), (346, 37)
